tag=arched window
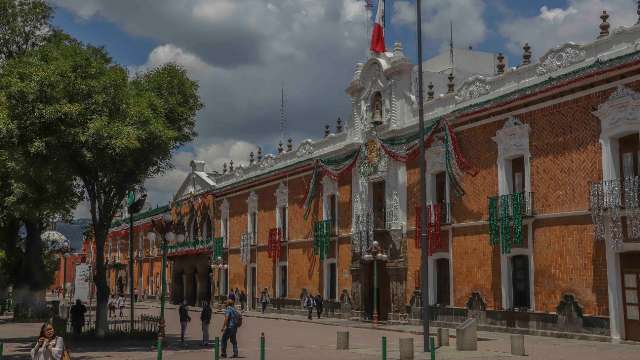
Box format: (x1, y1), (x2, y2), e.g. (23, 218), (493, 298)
(371, 92), (383, 126)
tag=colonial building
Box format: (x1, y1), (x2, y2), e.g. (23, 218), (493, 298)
(110, 10), (640, 342)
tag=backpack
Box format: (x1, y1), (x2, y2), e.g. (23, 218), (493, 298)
(62, 348), (71, 360)
(234, 308), (243, 327)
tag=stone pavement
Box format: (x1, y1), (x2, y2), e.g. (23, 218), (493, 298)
(0, 301), (638, 359)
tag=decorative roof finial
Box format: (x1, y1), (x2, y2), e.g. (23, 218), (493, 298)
(637, 1), (640, 24)
(324, 124), (330, 137)
(229, 160), (234, 172)
(336, 117), (343, 133)
(223, 163), (227, 174)
(277, 141), (284, 154)
(447, 73), (455, 94)
(257, 147), (263, 162)
(427, 82), (434, 100)
(497, 52), (505, 74)
(249, 152), (254, 165)
(522, 43), (532, 66)
(287, 138), (293, 152)
(393, 42), (403, 56)
(599, 10), (610, 38)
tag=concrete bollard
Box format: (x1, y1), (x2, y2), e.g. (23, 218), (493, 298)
(399, 338), (414, 360)
(510, 334), (525, 356)
(337, 331), (349, 350)
(437, 328), (449, 347)
(456, 318), (477, 351)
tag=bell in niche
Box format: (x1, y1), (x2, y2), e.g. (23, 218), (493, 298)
(371, 92), (383, 127)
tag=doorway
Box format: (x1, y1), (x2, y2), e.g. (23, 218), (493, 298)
(249, 265), (257, 310)
(621, 252), (640, 341)
(361, 260), (390, 321)
(435, 258), (451, 306)
(511, 255), (530, 310)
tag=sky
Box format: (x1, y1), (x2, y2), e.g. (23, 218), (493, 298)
(53, 0), (640, 218)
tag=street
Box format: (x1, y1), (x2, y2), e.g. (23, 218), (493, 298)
(1, 301), (639, 359)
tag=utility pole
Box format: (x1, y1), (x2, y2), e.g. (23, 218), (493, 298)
(416, 0), (431, 353)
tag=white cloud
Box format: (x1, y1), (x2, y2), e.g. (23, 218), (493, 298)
(500, 0), (637, 57)
(393, 0), (487, 50)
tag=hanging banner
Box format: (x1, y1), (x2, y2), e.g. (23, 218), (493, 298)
(313, 220), (331, 261)
(240, 233), (251, 265)
(268, 228), (282, 262)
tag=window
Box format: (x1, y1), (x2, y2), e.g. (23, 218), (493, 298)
(372, 180), (386, 229)
(250, 211), (258, 244)
(511, 156), (525, 194)
(326, 261), (337, 301)
(207, 218), (214, 239)
(619, 134), (640, 179)
(278, 206), (287, 241)
(435, 172), (447, 205)
(277, 263), (288, 298)
(511, 255), (531, 309)
(329, 194), (338, 236)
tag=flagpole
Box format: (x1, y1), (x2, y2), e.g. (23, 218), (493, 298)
(415, 0), (431, 353)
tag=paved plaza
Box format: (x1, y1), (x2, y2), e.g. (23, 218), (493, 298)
(0, 302), (639, 359)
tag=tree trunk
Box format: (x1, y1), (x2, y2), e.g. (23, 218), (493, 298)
(94, 222), (109, 338)
(23, 219), (46, 291)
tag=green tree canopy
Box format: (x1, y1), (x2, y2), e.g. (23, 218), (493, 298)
(0, 33), (203, 334)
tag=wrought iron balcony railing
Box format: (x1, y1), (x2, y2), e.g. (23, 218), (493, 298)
(489, 192), (534, 219)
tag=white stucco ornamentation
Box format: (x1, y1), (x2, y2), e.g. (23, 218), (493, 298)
(275, 182), (288, 208)
(594, 86), (640, 138)
(455, 76), (491, 102)
(219, 199), (229, 219)
(260, 155), (276, 169)
(492, 117), (531, 159)
(247, 191), (258, 213)
(296, 140), (314, 158)
(536, 43), (586, 75)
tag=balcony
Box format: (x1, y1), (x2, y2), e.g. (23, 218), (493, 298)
(489, 192), (534, 219)
(590, 176), (640, 243)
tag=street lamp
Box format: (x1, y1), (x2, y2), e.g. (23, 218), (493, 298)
(211, 256), (228, 303)
(362, 240), (388, 325)
(150, 212), (173, 360)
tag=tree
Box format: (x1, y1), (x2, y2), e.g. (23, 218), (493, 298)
(0, 1), (75, 302)
(0, 35), (203, 335)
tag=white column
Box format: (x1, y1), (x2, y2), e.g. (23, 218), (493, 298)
(606, 247), (624, 341)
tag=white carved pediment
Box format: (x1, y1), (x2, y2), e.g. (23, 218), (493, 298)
(492, 117), (530, 159)
(536, 43), (586, 75)
(247, 191), (258, 213)
(296, 140), (314, 158)
(321, 176), (338, 195)
(219, 199), (230, 218)
(426, 141), (446, 174)
(455, 76), (491, 102)
(275, 182), (288, 208)
(260, 155), (276, 169)
(594, 86), (640, 137)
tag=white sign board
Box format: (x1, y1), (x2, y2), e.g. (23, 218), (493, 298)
(73, 263), (92, 303)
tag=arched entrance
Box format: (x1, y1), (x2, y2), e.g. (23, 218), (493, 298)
(361, 260), (390, 321)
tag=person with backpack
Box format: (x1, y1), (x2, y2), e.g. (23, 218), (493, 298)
(220, 300), (242, 358)
(179, 301), (191, 345)
(304, 293), (315, 320)
(314, 294), (324, 319)
(259, 288), (270, 314)
(200, 301), (212, 346)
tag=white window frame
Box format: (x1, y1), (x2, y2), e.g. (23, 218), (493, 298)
(275, 182), (288, 241)
(220, 198), (230, 247)
(322, 177), (339, 233)
(493, 117), (534, 311)
(276, 261), (288, 298)
(323, 258), (338, 301)
(247, 191), (258, 244)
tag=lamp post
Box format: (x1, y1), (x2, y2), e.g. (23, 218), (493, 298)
(362, 240), (388, 325)
(127, 192), (147, 332)
(211, 256), (228, 304)
(150, 213), (173, 360)
(415, 0), (431, 352)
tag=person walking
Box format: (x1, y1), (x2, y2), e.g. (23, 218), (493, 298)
(200, 301), (212, 346)
(314, 294), (324, 319)
(117, 294), (125, 318)
(304, 293), (315, 320)
(259, 288), (270, 314)
(220, 300), (242, 358)
(227, 290), (236, 303)
(70, 299), (87, 335)
(31, 322), (66, 360)
(239, 290), (247, 311)
(179, 301), (191, 345)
